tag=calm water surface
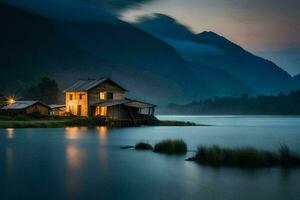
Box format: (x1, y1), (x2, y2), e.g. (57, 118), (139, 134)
(1, 115), (300, 200)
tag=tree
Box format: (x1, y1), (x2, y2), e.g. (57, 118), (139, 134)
(24, 77), (60, 104)
(37, 77), (60, 104)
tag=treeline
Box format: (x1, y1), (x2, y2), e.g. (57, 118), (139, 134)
(0, 77), (62, 105)
(167, 91), (300, 115)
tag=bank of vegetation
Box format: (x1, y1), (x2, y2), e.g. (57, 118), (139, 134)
(0, 115), (196, 128)
(166, 91), (300, 115)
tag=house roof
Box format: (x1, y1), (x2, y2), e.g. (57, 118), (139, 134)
(1, 101), (49, 110)
(49, 104), (66, 109)
(64, 78), (127, 92)
(92, 98), (156, 108)
(92, 99), (132, 107)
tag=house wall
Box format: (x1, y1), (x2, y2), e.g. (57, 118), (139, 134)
(25, 104), (49, 115)
(88, 81), (126, 106)
(50, 108), (66, 116)
(65, 92), (88, 116)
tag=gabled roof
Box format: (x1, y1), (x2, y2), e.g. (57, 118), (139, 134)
(1, 101), (49, 110)
(49, 104), (66, 109)
(92, 99), (131, 107)
(91, 98), (156, 108)
(64, 78), (127, 92)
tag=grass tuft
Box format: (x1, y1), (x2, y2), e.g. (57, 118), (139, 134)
(154, 139), (187, 154)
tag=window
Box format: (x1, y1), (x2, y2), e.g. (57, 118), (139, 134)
(95, 106), (107, 116)
(100, 107), (107, 116)
(69, 94), (73, 100)
(79, 94), (83, 100)
(99, 92), (106, 100)
(107, 92), (113, 99)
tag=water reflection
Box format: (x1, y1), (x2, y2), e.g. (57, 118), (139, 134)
(5, 147), (14, 175)
(65, 144), (85, 199)
(96, 126), (108, 168)
(66, 144), (83, 170)
(6, 128), (14, 139)
(96, 126), (108, 144)
(65, 127), (87, 140)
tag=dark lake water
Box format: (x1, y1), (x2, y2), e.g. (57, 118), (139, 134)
(1, 116), (300, 200)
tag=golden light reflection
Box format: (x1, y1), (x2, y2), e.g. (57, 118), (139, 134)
(6, 128), (14, 139)
(97, 126), (108, 144)
(65, 144), (85, 199)
(65, 127), (87, 140)
(66, 145), (82, 170)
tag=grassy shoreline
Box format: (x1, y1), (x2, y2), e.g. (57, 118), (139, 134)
(0, 115), (198, 128)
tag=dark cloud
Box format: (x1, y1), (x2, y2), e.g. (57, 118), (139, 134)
(135, 13), (194, 39)
(0, 0), (154, 21)
(134, 13), (224, 58)
(98, 0), (155, 11)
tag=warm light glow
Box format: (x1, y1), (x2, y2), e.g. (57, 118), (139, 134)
(99, 92), (107, 100)
(95, 106), (107, 116)
(100, 107), (107, 116)
(7, 97), (16, 105)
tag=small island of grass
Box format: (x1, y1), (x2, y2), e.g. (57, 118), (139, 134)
(187, 145), (300, 168)
(133, 139), (187, 154)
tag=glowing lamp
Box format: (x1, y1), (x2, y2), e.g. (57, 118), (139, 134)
(7, 97), (16, 105)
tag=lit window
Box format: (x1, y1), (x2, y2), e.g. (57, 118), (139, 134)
(70, 94), (73, 100)
(79, 94), (83, 100)
(100, 107), (107, 116)
(99, 92), (106, 100)
(95, 106), (107, 116)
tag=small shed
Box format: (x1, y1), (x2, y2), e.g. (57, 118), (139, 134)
(49, 104), (66, 116)
(0, 101), (50, 115)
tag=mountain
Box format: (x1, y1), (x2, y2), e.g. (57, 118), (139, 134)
(294, 74), (300, 88)
(0, 4), (255, 104)
(134, 14), (297, 94)
(256, 48), (300, 76)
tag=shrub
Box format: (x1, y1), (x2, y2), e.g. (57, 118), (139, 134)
(154, 139), (187, 154)
(135, 142), (153, 150)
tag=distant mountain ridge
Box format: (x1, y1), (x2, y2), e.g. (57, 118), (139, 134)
(134, 14), (299, 94)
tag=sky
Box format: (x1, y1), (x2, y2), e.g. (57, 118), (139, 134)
(3, 0), (300, 75)
(120, 0), (300, 75)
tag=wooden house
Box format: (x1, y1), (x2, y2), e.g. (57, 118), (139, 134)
(64, 78), (156, 121)
(49, 104), (66, 116)
(0, 101), (50, 115)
